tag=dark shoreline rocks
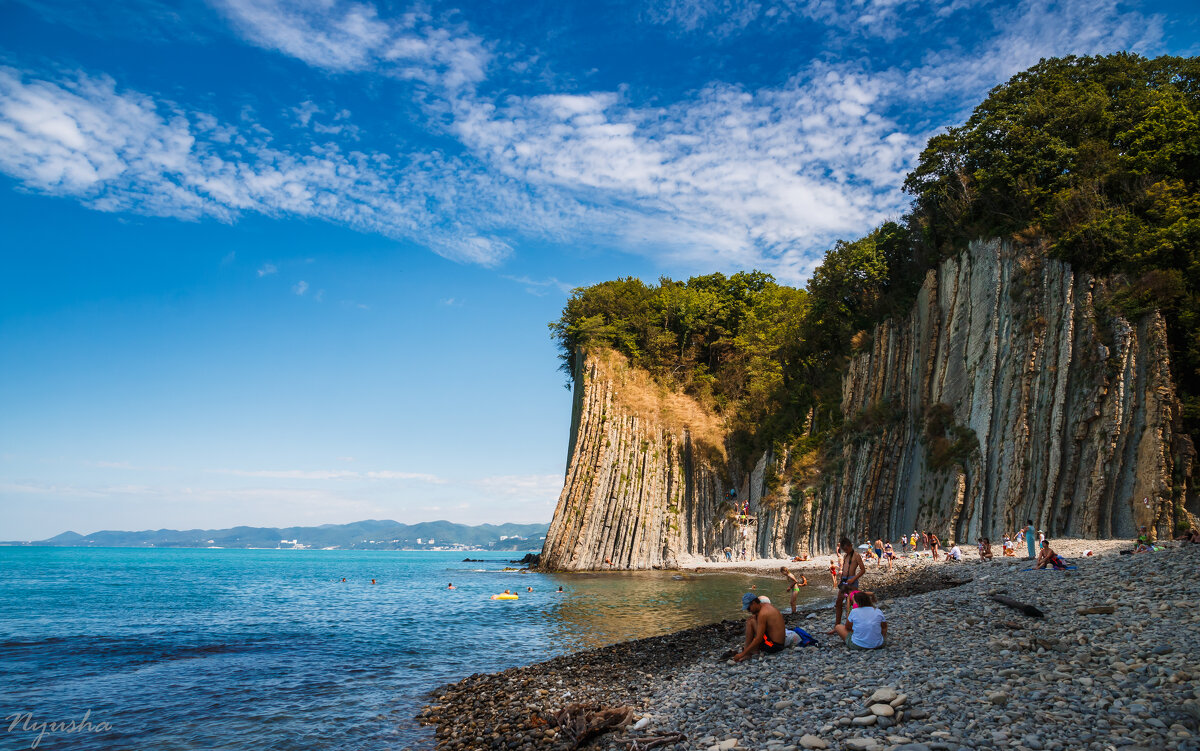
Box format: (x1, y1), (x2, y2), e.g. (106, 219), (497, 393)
(417, 566), (966, 750)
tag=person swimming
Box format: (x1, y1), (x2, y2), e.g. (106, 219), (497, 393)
(526, 587), (533, 592)
(556, 586), (564, 593)
(447, 582), (455, 589)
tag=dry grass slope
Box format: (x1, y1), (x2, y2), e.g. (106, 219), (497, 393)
(589, 348), (728, 459)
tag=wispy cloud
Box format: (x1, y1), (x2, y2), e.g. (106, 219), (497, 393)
(211, 468), (444, 483)
(211, 0), (491, 91)
(256, 262), (277, 276)
(503, 275), (576, 296)
(474, 473), (562, 505)
(0, 0), (1165, 281)
(293, 279), (308, 295)
(642, 0), (990, 39)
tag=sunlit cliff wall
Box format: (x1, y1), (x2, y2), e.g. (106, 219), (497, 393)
(541, 240), (1196, 570)
(810, 239), (1195, 549)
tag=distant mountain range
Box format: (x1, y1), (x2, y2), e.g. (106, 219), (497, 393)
(1, 519), (550, 551)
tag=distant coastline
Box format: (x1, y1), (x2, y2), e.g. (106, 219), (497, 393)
(0, 518), (549, 552)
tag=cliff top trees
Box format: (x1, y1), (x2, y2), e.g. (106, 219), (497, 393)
(554, 53), (1200, 455)
(905, 53), (1200, 429)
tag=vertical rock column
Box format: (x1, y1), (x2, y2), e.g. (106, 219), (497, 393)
(540, 351), (730, 570)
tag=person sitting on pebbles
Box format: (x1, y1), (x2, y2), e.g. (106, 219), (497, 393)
(729, 593), (798, 661)
(833, 591), (887, 649)
(1002, 534), (1015, 557)
(1035, 539), (1069, 569)
(945, 542), (963, 562)
(978, 537), (993, 561)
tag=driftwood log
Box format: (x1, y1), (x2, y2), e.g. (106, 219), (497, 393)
(621, 733), (687, 750)
(989, 594), (1044, 618)
(545, 703), (633, 750)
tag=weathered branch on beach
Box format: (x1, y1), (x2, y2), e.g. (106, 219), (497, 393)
(546, 703), (633, 749)
(989, 594), (1044, 618)
(622, 732), (687, 750)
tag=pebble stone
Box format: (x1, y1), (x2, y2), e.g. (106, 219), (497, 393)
(421, 539), (1200, 751)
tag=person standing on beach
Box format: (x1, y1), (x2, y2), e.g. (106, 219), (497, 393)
(780, 566), (806, 613)
(920, 531), (929, 552)
(829, 537), (866, 634)
(828, 557), (839, 587)
(1022, 520), (1036, 559)
(929, 532), (940, 561)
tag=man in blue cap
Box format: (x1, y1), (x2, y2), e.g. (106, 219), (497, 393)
(731, 592), (797, 661)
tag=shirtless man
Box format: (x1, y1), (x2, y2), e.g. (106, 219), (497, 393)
(872, 538), (885, 568)
(829, 537), (866, 634)
(733, 593), (797, 661)
(1035, 539), (1068, 569)
(780, 566), (807, 613)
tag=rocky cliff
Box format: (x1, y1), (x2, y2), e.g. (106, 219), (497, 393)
(813, 238), (1196, 549)
(539, 350), (733, 570)
(541, 240), (1197, 570)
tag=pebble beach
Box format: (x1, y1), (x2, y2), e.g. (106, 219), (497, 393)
(419, 539), (1200, 751)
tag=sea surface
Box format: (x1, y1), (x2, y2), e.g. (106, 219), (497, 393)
(0, 547), (827, 750)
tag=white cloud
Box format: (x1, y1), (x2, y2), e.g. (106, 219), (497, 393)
(503, 275), (576, 296)
(293, 279), (308, 295)
(211, 467), (444, 482)
(256, 262), (277, 276)
(215, 468), (359, 479)
(211, 0), (490, 91)
(642, 0), (991, 39)
(0, 0), (1165, 282)
(0, 67), (514, 266)
(474, 474), (563, 506)
(363, 470), (444, 483)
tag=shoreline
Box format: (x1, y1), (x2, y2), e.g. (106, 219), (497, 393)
(418, 538), (1198, 750)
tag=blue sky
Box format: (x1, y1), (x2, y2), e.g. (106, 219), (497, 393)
(1, 0), (1197, 540)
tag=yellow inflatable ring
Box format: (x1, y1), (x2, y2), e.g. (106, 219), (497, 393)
(491, 594), (519, 600)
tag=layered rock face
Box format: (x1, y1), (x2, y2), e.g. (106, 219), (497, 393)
(539, 351), (733, 570)
(541, 240), (1195, 570)
(813, 239), (1192, 548)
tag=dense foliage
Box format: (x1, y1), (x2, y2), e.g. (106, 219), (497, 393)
(552, 53), (1200, 463)
(906, 53), (1200, 427)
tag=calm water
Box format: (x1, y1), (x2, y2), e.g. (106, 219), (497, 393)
(0, 548), (827, 750)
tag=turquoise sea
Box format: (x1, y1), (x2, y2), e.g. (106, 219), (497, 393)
(0, 548), (827, 750)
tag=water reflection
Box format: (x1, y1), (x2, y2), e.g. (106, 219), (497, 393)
(538, 569), (829, 650)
